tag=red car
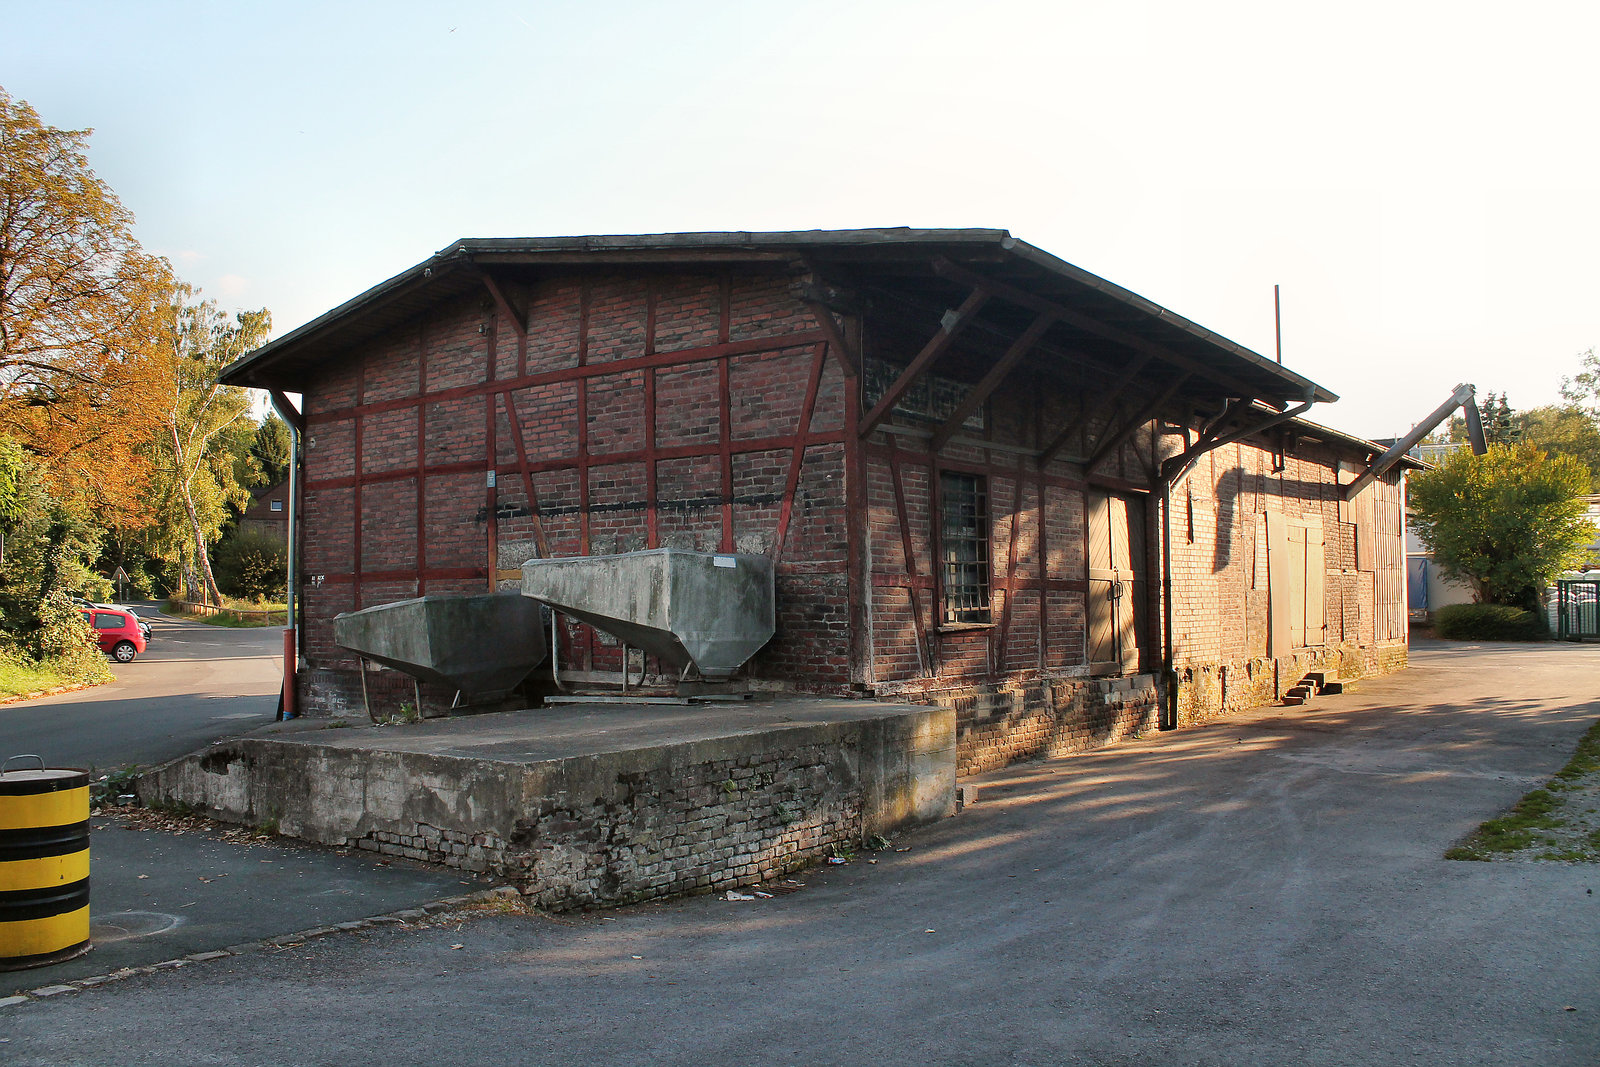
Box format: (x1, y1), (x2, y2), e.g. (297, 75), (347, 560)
(81, 607), (146, 663)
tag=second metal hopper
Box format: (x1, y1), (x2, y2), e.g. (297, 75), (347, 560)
(520, 549), (775, 680)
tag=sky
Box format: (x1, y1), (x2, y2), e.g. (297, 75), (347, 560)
(4, 0), (1597, 440)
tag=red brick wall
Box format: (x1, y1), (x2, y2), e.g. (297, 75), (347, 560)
(295, 271), (852, 715)
(1167, 436), (1409, 723)
(857, 350), (1409, 771)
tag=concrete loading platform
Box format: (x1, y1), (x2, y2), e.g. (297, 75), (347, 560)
(139, 697), (955, 911)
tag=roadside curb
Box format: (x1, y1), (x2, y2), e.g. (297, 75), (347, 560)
(0, 681), (103, 708)
(0, 885), (523, 1008)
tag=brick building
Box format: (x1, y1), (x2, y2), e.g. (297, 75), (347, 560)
(221, 229), (1414, 773)
(236, 477), (289, 543)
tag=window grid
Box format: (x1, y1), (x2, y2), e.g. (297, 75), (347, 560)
(940, 471), (991, 624)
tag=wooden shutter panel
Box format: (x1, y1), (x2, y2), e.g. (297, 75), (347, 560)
(1267, 510), (1290, 657)
(1303, 515), (1325, 646)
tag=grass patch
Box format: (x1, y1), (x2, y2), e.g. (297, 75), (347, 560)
(165, 596), (287, 628)
(1447, 718), (1600, 862)
(0, 647), (113, 701)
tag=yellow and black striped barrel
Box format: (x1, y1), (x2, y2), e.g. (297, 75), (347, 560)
(0, 757), (90, 970)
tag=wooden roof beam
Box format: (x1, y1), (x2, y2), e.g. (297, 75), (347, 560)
(931, 257), (1263, 402)
(858, 285), (990, 438)
(1037, 352), (1153, 464)
(863, 283), (1128, 380)
(929, 311), (1055, 453)
(805, 302), (862, 378)
(476, 269), (527, 341)
(1085, 373), (1192, 472)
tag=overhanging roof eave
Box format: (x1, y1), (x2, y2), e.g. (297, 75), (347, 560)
(1002, 238), (1338, 405)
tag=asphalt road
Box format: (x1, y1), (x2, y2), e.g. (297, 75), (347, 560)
(0, 603), (283, 771)
(3, 640), (1598, 1065)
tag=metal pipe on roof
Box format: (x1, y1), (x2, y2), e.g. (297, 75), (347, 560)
(1342, 383), (1479, 501)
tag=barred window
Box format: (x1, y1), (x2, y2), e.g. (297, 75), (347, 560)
(940, 471), (991, 624)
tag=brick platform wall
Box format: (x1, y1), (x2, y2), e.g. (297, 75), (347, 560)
(908, 673), (1162, 777)
(352, 741), (859, 909)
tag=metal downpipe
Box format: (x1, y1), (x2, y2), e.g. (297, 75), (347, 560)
(270, 395), (300, 721)
(1161, 477), (1177, 730)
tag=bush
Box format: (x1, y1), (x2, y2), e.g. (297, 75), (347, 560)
(1433, 603), (1549, 641)
(212, 528), (287, 600)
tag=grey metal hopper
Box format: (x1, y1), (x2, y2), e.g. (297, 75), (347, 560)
(333, 593), (547, 701)
(521, 549), (774, 680)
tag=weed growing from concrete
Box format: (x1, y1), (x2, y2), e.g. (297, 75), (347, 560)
(1447, 717), (1600, 862)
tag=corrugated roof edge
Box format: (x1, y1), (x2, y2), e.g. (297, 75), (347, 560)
(1274, 408), (1427, 470)
(219, 228), (1018, 386)
(219, 227), (1336, 408)
(1003, 237), (1337, 405)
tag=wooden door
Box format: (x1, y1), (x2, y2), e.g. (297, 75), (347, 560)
(1087, 490), (1148, 675)
(1267, 510), (1325, 656)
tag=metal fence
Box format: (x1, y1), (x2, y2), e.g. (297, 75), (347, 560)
(1555, 579), (1600, 640)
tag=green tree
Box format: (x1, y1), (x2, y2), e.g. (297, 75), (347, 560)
(145, 291), (271, 605)
(1409, 443), (1596, 611)
(0, 434), (106, 654)
(1479, 392), (1519, 445)
(213, 526), (286, 600)
(250, 414), (292, 487)
(1560, 347), (1600, 409)
(1521, 404), (1600, 492)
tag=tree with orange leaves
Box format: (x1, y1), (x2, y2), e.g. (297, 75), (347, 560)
(0, 86), (172, 527)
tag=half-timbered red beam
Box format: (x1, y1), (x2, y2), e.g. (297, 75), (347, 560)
(302, 430), (851, 494)
(500, 392), (552, 559)
(645, 284), (659, 550)
(770, 343), (828, 565)
(888, 443), (931, 676)
(303, 329), (828, 426)
(858, 286), (990, 439)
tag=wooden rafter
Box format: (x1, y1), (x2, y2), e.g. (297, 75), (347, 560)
(865, 284), (1126, 382)
(1037, 352), (1152, 464)
(929, 312), (1055, 454)
(858, 286), (990, 438)
(477, 270), (527, 341)
(805, 302), (861, 378)
(1086, 374), (1192, 472)
(932, 258), (1262, 402)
